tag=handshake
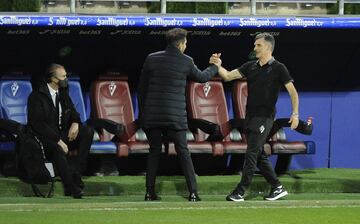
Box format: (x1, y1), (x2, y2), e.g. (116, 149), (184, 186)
(209, 53), (222, 67)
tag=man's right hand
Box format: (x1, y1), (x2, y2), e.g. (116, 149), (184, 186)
(57, 139), (69, 154)
(209, 53), (222, 67)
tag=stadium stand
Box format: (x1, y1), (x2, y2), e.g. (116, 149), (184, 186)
(43, 0), (68, 6)
(79, 0), (121, 8)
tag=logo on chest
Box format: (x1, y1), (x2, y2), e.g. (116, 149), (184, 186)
(259, 125), (265, 134)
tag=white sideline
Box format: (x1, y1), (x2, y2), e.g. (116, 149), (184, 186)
(2, 204), (360, 212)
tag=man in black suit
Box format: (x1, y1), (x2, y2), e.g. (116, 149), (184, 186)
(138, 28), (221, 202)
(27, 63), (94, 199)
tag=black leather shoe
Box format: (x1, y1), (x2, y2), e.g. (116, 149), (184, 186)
(144, 192), (161, 201)
(64, 188), (72, 197)
(64, 186), (84, 199)
(71, 187), (84, 199)
(73, 173), (85, 190)
(188, 192), (201, 202)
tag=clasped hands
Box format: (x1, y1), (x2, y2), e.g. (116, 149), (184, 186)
(209, 53), (222, 67)
(57, 122), (79, 154)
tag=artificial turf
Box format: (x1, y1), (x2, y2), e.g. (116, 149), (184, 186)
(1, 168), (360, 197)
(1, 194), (360, 224)
(1, 169), (360, 223)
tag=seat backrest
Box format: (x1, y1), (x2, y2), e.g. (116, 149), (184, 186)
(187, 81), (231, 141)
(68, 80), (87, 123)
(232, 80), (250, 141)
(0, 80), (32, 124)
(232, 80), (248, 120)
(83, 91), (91, 122)
(91, 77), (135, 142)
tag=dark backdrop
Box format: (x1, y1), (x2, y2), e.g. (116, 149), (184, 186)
(0, 26), (359, 91)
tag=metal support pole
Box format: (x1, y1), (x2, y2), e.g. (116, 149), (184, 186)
(70, 0), (76, 14)
(161, 0), (167, 14)
(339, 0), (344, 15)
(251, 0), (256, 15)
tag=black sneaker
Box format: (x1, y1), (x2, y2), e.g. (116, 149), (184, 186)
(226, 190), (244, 202)
(264, 185), (288, 201)
(188, 192), (201, 202)
(144, 192), (161, 201)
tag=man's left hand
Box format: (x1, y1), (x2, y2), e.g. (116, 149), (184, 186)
(289, 115), (299, 130)
(68, 122), (79, 141)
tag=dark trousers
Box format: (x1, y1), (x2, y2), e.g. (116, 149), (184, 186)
(42, 125), (93, 189)
(144, 128), (197, 193)
(237, 116), (280, 194)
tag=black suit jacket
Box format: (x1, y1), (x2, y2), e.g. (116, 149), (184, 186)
(138, 46), (218, 130)
(27, 82), (81, 143)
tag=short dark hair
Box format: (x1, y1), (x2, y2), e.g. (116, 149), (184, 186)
(166, 28), (188, 47)
(255, 32), (275, 52)
(45, 63), (64, 83)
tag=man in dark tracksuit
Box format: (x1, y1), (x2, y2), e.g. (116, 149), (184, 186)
(215, 33), (298, 201)
(138, 28), (221, 202)
(27, 64), (94, 199)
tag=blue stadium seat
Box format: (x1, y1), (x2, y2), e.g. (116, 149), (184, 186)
(0, 76), (32, 153)
(68, 79), (117, 154)
(68, 80), (87, 123)
(0, 79), (32, 124)
(83, 91), (91, 123)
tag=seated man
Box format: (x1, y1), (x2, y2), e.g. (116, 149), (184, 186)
(27, 63), (94, 199)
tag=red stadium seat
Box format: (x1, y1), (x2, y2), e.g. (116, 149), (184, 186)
(91, 76), (149, 157)
(186, 80), (247, 156)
